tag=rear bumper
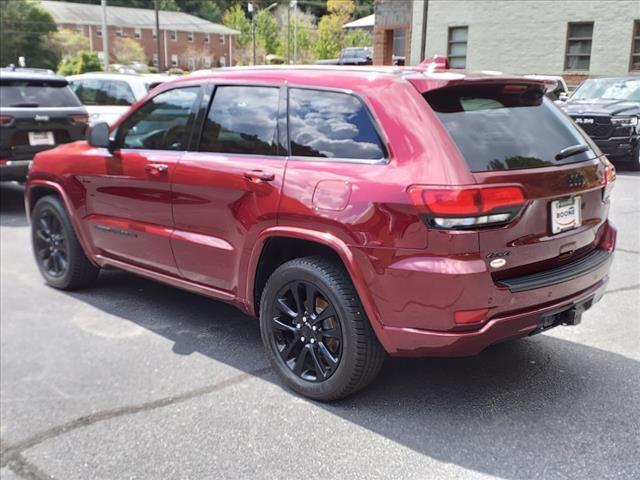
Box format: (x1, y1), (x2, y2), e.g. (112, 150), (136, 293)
(380, 273), (609, 357)
(0, 160), (30, 181)
(592, 136), (638, 160)
(355, 221), (616, 357)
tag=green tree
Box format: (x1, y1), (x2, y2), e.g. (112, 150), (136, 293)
(47, 28), (89, 58)
(344, 29), (371, 48)
(222, 4), (251, 49)
(277, 12), (315, 63)
(0, 0), (60, 69)
(57, 50), (102, 75)
(255, 9), (280, 55)
(113, 37), (146, 64)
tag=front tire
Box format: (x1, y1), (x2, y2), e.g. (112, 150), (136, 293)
(31, 195), (99, 290)
(259, 256), (386, 401)
(630, 144), (640, 172)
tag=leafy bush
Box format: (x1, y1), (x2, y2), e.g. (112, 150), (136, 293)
(57, 51), (103, 76)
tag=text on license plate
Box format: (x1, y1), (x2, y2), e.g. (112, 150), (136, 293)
(550, 196), (581, 234)
(28, 131), (55, 146)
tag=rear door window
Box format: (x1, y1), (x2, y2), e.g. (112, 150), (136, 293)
(0, 79), (81, 108)
(423, 83), (595, 171)
(288, 88), (386, 161)
(117, 86), (199, 150)
(69, 79), (101, 105)
(102, 80), (136, 105)
(199, 86), (280, 156)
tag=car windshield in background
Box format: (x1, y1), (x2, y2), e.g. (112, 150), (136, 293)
(0, 79), (82, 108)
(424, 83), (595, 172)
(571, 78), (640, 101)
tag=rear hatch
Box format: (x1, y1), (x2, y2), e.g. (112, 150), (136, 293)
(0, 77), (88, 161)
(418, 80), (613, 279)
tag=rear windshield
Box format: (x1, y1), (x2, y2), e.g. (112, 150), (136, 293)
(0, 79), (82, 108)
(424, 84), (595, 172)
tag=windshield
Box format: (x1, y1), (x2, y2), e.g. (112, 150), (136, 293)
(571, 78), (640, 102)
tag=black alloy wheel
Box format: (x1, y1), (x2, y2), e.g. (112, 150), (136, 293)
(34, 208), (69, 278)
(270, 280), (343, 382)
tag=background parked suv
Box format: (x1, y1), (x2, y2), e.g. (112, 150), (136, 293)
(0, 69), (87, 182)
(68, 72), (170, 126)
(564, 77), (640, 170)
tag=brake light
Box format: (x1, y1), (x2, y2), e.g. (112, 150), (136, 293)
(0, 115), (13, 127)
(70, 114), (89, 124)
(601, 159), (616, 202)
(407, 185), (526, 229)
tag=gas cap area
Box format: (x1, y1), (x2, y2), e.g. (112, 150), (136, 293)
(312, 180), (352, 211)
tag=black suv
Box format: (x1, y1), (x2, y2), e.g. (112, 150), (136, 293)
(564, 77), (640, 170)
(0, 69), (88, 181)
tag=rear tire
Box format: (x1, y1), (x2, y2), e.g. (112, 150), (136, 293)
(31, 195), (99, 290)
(629, 145), (640, 172)
(259, 256), (386, 401)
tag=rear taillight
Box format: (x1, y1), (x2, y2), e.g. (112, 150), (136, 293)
(407, 185), (527, 229)
(0, 115), (13, 127)
(70, 114), (89, 124)
(601, 159), (616, 202)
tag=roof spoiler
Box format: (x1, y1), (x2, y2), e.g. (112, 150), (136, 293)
(417, 55), (450, 72)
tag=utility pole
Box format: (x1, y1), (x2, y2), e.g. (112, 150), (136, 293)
(101, 0), (108, 71)
(287, 3), (291, 64)
(292, 0), (298, 64)
(154, 0), (162, 70)
(249, 2), (256, 65)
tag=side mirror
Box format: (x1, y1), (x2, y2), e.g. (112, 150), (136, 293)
(87, 122), (110, 148)
(559, 92), (570, 102)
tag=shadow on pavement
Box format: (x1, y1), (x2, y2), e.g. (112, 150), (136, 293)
(2, 180), (638, 479)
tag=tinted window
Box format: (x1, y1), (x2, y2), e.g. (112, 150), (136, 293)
(118, 87), (199, 150)
(424, 84), (595, 172)
(69, 79), (101, 105)
(102, 80), (136, 105)
(199, 86), (279, 155)
(70, 79), (136, 106)
(288, 88), (385, 160)
(0, 79), (81, 108)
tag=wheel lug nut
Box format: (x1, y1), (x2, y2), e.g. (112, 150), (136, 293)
(312, 326), (317, 331)
(300, 336), (305, 342)
(296, 324), (301, 329)
(310, 338), (315, 344)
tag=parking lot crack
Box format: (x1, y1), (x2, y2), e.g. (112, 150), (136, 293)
(0, 367), (271, 471)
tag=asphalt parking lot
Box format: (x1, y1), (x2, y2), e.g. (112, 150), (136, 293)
(1, 173), (639, 480)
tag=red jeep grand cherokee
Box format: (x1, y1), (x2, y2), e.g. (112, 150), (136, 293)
(25, 63), (616, 400)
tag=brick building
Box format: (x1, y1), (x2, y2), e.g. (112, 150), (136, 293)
(40, 0), (239, 71)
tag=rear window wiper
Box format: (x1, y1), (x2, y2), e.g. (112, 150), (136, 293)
(9, 102), (39, 107)
(555, 144), (590, 161)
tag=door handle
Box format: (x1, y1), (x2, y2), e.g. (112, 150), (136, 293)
(145, 164), (169, 174)
(243, 170), (275, 183)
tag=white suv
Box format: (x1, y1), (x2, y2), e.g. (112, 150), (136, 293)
(67, 73), (170, 125)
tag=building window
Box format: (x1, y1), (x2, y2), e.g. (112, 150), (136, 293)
(170, 30), (177, 41)
(220, 35), (225, 45)
(187, 31), (194, 42)
(152, 54), (159, 67)
(219, 56), (226, 67)
(96, 25), (102, 37)
(203, 56), (212, 68)
(447, 26), (468, 69)
(204, 33), (210, 44)
(565, 22), (593, 71)
(134, 28), (141, 39)
(152, 28), (157, 39)
(187, 57), (195, 70)
(171, 54), (178, 67)
(76, 25), (84, 34)
(631, 20), (640, 71)
(116, 27), (124, 37)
